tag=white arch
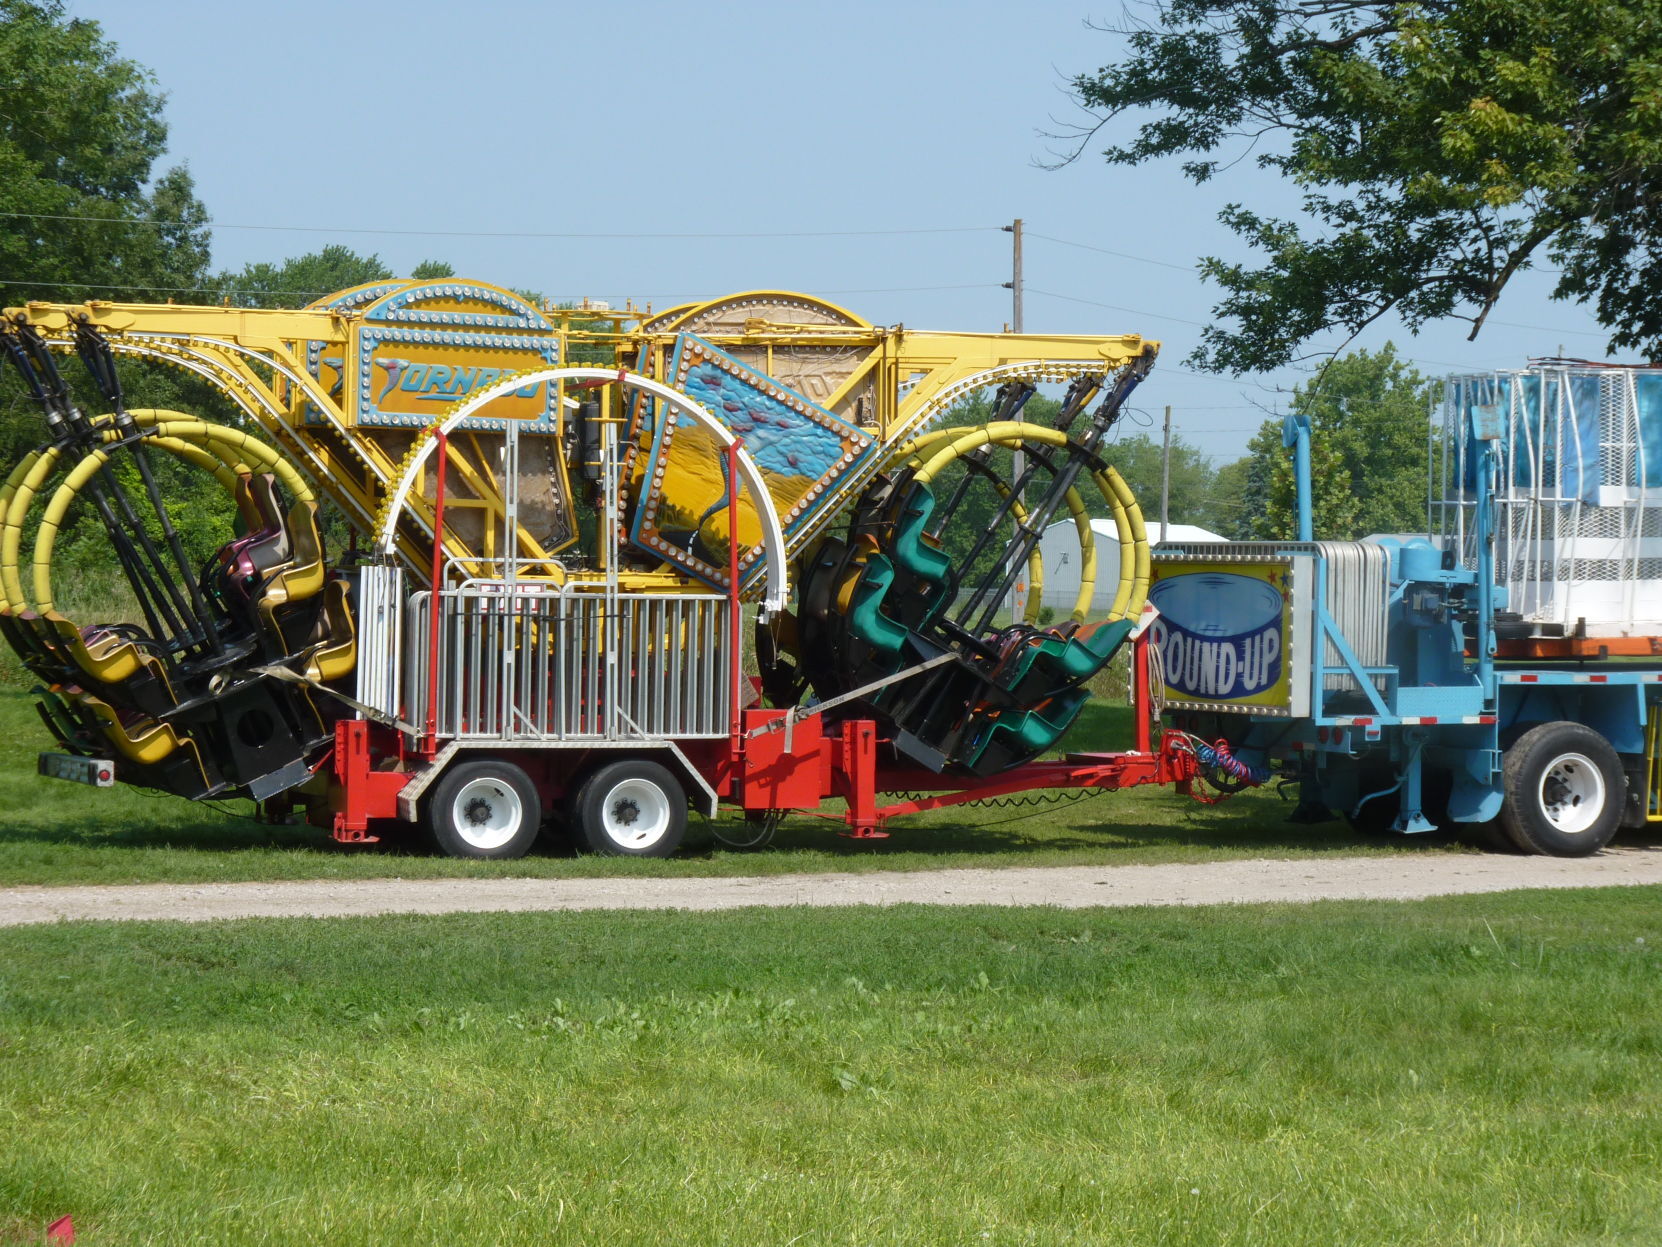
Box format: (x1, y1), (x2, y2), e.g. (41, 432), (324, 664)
(374, 366), (790, 611)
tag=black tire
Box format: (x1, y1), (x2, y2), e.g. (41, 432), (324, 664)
(424, 758), (542, 860)
(572, 759), (687, 857)
(1499, 722), (1624, 857)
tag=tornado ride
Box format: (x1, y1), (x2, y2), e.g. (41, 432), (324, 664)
(1, 282), (1210, 857)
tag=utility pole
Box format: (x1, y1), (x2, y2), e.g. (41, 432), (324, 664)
(1003, 219), (1027, 618)
(1003, 218), (1023, 333)
(1160, 404), (1173, 538)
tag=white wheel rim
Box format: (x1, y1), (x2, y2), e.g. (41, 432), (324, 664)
(1537, 752), (1605, 834)
(600, 777), (673, 849)
(450, 777), (523, 850)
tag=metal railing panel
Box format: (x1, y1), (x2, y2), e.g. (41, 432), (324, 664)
(355, 564), (404, 718)
(403, 586), (732, 742)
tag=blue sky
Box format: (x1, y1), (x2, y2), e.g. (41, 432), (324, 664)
(68, 0), (1618, 463)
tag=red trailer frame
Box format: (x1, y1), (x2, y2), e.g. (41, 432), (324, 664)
(325, 623), (1200, 844)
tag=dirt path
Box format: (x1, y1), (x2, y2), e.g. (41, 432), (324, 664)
(3, 848), (1660, 927)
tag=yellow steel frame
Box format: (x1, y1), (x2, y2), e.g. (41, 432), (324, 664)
(8, 293), (1157, 590)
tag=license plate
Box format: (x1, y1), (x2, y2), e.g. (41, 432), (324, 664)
(38, 753), (115, 787)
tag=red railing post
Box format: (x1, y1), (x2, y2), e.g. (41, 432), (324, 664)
(1133, 621), (1152, 756)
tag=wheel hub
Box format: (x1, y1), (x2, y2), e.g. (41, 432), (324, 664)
(448, 777), (523, 851)
(1537, 752), (1603, 834)
(597, 776), (674, 849)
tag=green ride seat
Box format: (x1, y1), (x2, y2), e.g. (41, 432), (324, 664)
(847, 554), (908, 657)
(890, 485), (952, 585)
(963, 687), (1090, 776)
(999, 617), (1136, 705)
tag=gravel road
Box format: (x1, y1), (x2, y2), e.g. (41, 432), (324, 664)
(3, 848), (1660, 927)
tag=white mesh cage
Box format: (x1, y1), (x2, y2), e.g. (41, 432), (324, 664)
(1435, 366), (1662, 636)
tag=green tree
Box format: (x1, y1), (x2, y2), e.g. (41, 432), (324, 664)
(1062, 0), (1662, 371)
(0, 0), (211, 303)
(213, 244), (395, 309)
(1100, 431), (1218, 531)
(1240, 344), (1432, 539)
(1206, 456), (1253, 538)
(409, 259), (456, 280)
(1244, 416), (1361, 540)
(0, 0), (219, 546)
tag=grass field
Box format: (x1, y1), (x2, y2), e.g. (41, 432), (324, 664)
(1, 887), (1659, 1244)
(0, 689), (1505, 889)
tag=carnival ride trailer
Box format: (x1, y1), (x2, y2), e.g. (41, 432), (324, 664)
(3, 282), (1222, 857)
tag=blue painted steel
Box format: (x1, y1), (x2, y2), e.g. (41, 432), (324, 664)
(1170, 377), (1662, 839)
(1282, 413), (1313, 542)
(1639, 374), (1662, 487)
(1393, 734), (1437, 834)
(1310, 600), (1391, 721)
(1469, 408), (1499, 702)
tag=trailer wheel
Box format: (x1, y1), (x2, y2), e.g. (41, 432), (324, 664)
(425, 758), (542, 860)
(572, 759), (687, 857)
(1499, 722), (1624, 857)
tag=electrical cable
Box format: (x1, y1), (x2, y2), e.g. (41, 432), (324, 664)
(878, 786), (1108, 812)
(0, 210), (1002, 240)
(1025, 288), (1210, 329)
(0, 277), (1007, 302)
(1024, 231), (1196, 273)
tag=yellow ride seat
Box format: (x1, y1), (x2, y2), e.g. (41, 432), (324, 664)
(245, 475), (292, 572)
(79, 693), (197, 771)
(255, 501), (326, 645)
(231, 475), (261, 533)
(43, 612), (176, 703)
(302, 578), (357, 684)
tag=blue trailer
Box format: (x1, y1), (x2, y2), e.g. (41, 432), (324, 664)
(1149, 365), (1662, 856)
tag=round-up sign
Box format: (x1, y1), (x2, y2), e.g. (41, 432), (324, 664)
(1148, 572), (1284, 701)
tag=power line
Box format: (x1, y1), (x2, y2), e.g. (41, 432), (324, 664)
(813, 283), (1004, 296)
(1026, 230), (1615, 353)
(0, 276), (1005, 300)
(1486, 318), (1607, 338)
(1025, 287), (1209, 328)
(0, 210), (1001, 241)
(1028, 231), (1610, 338)
(1024, 231), (1196, 273)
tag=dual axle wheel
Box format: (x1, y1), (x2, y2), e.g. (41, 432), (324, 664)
(422, 756), (688, 861)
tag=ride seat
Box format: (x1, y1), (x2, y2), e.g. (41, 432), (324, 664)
(301, 578), (357, 684)
(79, 694), (219, 798)
(44, 611), (175, 695)
(963, 687), (1090, 776)
(890, 485), (953, 585)
(846, 554), (907, 657)
(254, 501), (326, 647)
